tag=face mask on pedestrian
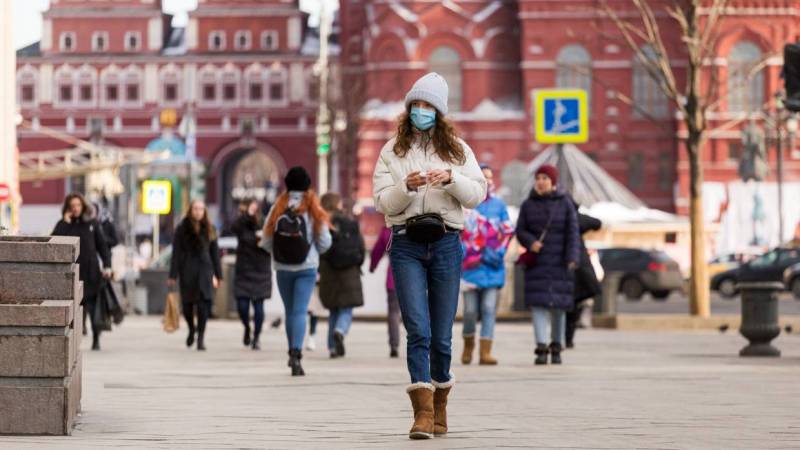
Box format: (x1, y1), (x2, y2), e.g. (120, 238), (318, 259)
(410, 106), (436, 131)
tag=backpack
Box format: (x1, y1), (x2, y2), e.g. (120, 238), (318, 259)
(272, 209), (311, 264)
(325, 216), (364, 270)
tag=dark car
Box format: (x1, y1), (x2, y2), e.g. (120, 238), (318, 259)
(783, 262), (800, 300)
(711, 247), (800, 299)
(599, 248), (684, 301)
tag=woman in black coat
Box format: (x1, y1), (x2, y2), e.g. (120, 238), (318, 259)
(566, 206), (602, 349)
(318, 193), (365, 358)
(52, 193), (112, 351)
(231, 199), (272, 350)
(169, 200), (222, 351)
(516, 165), (579, 365)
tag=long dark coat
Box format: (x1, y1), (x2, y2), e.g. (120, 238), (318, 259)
(231, 213), (271, 300)
(516, 189), (580, 310)
(169, 219), (222, 302)
(52, 208), (111, 300)
(318, 213), (365, 310)
(573, 210), (602, 303)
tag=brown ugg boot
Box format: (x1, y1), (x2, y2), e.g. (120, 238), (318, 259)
(432, 377), (455, 436)
(461, 336), (475, 365)
(479, 338), (498, 365)
(406, 383), (435, 439)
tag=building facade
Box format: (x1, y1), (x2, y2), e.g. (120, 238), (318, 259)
(340, 0), (800, 220)
(16, 0), (322, 232)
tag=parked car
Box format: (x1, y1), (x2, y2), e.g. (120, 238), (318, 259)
(711, 247), (800, 299)
(707, 250), (762, 278)
(783, 262), (800, 300)
(598, 248), (684, 301)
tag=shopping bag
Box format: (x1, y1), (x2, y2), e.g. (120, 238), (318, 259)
(163, 291), (180, 333)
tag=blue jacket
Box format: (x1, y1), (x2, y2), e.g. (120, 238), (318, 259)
(461, 196), (514, 289)
(516, 189), (580, 310)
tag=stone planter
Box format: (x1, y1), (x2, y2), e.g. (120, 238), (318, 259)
(0, 236), (83, 435)
(738, 281), (782, 357)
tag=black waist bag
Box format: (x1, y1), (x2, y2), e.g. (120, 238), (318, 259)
(405, 213), (446, 243)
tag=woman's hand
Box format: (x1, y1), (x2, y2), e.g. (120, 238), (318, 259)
(568, 261), (578, 270)
(405, 171), (427, 191)
(102, 268), (113, 279)
(531, 241), (543, 253)
(212, 276), (220, 289)
(427, 169), (452, 186)
(63, 213), (72, 224)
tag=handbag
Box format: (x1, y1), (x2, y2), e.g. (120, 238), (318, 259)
(163, 291), (181, 333)
(405, 213), (446, 244)
(516, 204), (556, 269)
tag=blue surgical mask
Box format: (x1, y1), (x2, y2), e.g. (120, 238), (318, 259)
(410, 106), (436, 131)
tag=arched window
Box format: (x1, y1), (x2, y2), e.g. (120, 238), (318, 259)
(244, 63), (267, 106)
(76, 66), (96, 107)
(556, 45), (592, 102)
(54, 65), (75, 107)
(100, 65), (121, 107)
(122, 66), (142, 106)
(268, 64), (288, 106)
(17, 66), (38, 107)
(633, 45), (668, 118)
(728, 41), (764, 113)
(159, 65), (181, 106)
(428, 46), (462, 113)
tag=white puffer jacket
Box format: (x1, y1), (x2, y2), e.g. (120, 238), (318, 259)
(372, 136), (487, 229)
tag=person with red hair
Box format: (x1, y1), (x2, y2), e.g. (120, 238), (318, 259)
(262, 166), (332, 376)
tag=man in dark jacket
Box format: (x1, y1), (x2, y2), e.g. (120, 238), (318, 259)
(567, 203), (602, 349)
(53, 193), (112, 351)
(516, 165), (580, 365)
(319, 193), (365, 358)
(231, 199), (272, 350)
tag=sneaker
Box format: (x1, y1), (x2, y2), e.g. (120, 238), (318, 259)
(305, 335), (317, 352)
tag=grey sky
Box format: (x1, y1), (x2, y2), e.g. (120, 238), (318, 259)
(12, 0), (338, 50)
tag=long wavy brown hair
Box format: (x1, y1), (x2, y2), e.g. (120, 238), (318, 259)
(264, 190), (331, 238)
(393, 106), (466, 165)
(183, 199), (216, 242)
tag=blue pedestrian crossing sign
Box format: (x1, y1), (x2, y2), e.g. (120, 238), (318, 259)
(534, 89), (589, 144)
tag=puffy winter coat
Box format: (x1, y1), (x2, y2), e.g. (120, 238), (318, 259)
(461, 195), (514, 289)
(231, 213), (272, 300)
(52, 207), (111, 300)
(319, 213), (365, 310)
(169, 219), (223, 302)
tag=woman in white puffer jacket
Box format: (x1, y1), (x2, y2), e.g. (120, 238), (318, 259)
(372, 72), (486, 440)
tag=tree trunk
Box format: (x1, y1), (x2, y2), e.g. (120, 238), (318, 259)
(687, 132), (710, 317)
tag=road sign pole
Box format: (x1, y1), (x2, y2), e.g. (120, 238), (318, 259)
(152, 213), (159, 263)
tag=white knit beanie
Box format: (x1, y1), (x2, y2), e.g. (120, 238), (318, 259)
(404, 72), (450, 116)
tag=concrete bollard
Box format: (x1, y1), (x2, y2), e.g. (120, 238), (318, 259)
(594, 272), (622, 316)
(0, 236), (83, 435)
(738, 281), (783, 357)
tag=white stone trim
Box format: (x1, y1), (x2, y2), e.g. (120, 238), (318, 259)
(59, 32), (76, 52)
(209, 31), (226, 52)
(234, 30), (252, 51)
(125, 31), (142, 52)
(261, 30), (279, 51)
(92, 32), (109, 52)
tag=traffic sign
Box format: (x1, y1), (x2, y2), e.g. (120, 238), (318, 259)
(534, 89), (589, 144)
(142, 180), (172, 215)
(0, 184), (9, 202)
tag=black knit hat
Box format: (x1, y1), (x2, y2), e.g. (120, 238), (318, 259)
(284, 166), (312, 191)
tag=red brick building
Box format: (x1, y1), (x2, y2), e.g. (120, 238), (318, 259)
(16, 0), (322, 232)
(340, 0), (800, 218)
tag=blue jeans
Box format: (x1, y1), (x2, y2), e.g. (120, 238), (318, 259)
(236, 297), (265, 339)
(276, 269), (317, 351)
(462, 288), (498, 339)
(391, 229), (462, 385)
(327, 307), (354, 351)
(532, 307), (566, 345)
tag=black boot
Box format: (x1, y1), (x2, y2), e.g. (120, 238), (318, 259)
(288, 349), (305, 376)
(243, 326), (251, 347)
(186, 329), (195, 348)
(251, 333), (261, 351)
(550, 343), (563, 365)
(91, 333), (101, 351)
(333, 331), (346, 357)
(534, 344), (549, 365)
(197, 333), (206, 351)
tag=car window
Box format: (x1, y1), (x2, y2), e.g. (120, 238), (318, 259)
(778, 249), (800, 262)
(750, 250), (778, 268)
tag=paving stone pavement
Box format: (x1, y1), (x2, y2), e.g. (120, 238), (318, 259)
(2, 316), (800, 450)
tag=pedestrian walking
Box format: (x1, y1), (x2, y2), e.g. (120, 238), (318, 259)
(516, 164), (580, 365)
(460, 164), (514, 366)
(369, 226), (402, 358)
(52, 193), (112, 351)
(566, 203), (602, 349)
(231, 198), (272, 351)
(168, 200), (223, 352)
(372, 72), (487, 439)
(261, 166), (332, 376)
(319, 192), (365, 358)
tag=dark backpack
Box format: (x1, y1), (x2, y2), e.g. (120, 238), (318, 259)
(325, 216), (364, 270)
(272, 209), (311, 264)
